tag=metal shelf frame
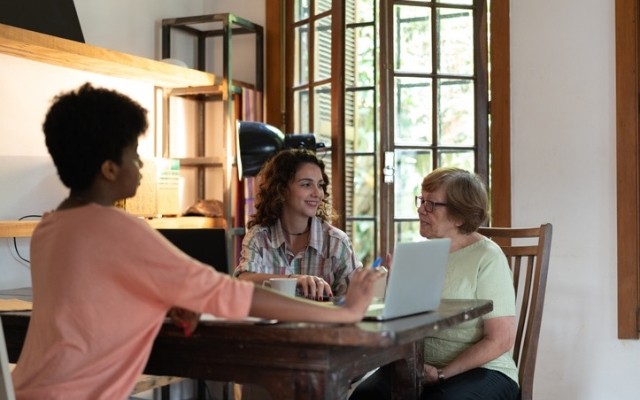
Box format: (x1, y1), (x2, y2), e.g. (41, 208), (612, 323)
(161, 13), (264, 273)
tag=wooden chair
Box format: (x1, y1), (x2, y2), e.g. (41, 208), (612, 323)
(477, 223), (553, 400)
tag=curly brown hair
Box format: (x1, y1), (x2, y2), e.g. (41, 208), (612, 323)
(247, 149), (335, 228)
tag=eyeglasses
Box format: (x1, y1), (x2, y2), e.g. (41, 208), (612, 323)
(415, 196), (447, 212)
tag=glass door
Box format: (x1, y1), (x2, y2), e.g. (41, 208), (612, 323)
(286, 0), (488, 263)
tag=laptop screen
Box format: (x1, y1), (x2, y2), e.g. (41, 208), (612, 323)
(364, 238), (450, 321)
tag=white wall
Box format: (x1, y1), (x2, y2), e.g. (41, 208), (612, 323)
(0, 0), (266, 289)
(510, 0), (640, 399)
(1, 0), (637, 398)
(0, 55), (160, 289)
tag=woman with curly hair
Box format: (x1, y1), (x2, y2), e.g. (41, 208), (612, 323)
(234, 149), (360, 301)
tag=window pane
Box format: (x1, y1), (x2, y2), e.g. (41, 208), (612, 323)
(294, 24), (309, 85)
(317, 0), (332, 14)
(394, 5), (431, 72)
(443, 0), (473, 5)
(349, 219), (375, 266)
(438, 79), (474, 146)
(394, 150), (433, 219)
(437, 7), (474, 75)
(351, 155), (375, 217)
(295, 0), (310, 21)
(319, 149), (332, 185)
(355, 25), (375, 87)
(294, 88), (309, 133)
(346, 30), (356, 88)
(353, 90), (375, 152)
(345, 153), (355, 216)
(438, 150), (475, 171)
(395, 220), (422, 244)
(346, 89), (356, 145)
(395, 77), (432, 146)
(315, 16), (332, 81)
(314, 83), (332, 143)
(352, 0), (375, 23)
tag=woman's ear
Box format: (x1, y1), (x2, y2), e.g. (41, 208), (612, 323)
(449, 214), (464, 228)
(100, 160), (119, 181)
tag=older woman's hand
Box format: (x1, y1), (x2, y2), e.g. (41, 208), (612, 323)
(423, 363), (440, 386)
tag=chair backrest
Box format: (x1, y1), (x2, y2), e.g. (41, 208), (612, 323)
(0, 317), (16, 400)
(157, 228), (229, 274)
(477, 223), (552, 400)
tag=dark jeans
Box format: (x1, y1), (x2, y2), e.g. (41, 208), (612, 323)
(349, 367), (520, 400)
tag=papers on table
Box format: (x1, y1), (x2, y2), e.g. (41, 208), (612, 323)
(199, 313), (278, 325)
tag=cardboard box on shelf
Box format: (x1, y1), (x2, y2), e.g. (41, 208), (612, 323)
(123, 158), (180, 217)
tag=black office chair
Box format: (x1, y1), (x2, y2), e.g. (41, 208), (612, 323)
(158, 228), (229, 274)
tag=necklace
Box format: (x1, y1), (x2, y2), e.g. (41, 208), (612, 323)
(282, 226), (310, 236)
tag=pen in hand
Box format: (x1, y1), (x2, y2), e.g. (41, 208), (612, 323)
(334, 257), (385, 306)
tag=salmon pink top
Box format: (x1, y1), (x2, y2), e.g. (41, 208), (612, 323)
(12, 204), (254, 400)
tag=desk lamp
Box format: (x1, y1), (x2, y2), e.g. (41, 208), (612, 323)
(237, 121), (324, 178)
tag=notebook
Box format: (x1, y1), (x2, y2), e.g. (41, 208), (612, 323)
(363, 238), (451, 321)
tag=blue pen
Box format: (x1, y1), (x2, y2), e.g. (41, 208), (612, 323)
(371, 256), (383, 269)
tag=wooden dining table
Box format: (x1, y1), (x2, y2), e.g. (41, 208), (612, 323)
(0, 293), (491, 400)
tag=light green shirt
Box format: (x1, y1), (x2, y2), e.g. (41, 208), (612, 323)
(424, 237), (519, 385)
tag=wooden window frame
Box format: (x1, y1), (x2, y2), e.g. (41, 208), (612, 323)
(265, 0), (511, 230)
(265, 0), (640, 339)
(615, 0), (640, 339)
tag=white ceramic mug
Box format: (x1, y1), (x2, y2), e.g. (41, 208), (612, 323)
(262, 277), (297, 297)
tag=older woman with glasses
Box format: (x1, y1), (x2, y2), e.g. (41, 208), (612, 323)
(350, 167), (520, 400)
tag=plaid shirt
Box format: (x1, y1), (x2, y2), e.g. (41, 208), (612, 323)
(234, 217), (360, 296)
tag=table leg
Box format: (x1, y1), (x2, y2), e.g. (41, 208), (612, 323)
(256, 370), (351, 400)
(388, 341), (424, 400)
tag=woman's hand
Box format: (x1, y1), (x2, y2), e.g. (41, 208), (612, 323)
(168, 307), (200, 337)
(341, 267), (386, 316)
(385, 252), (393, 270)
(291, 274), (333, 301)
(422, 363), (440, 386)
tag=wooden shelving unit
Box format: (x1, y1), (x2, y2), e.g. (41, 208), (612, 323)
(0, 217), (225, 239)
(0, 23), (227, 240)
(0, 221), (37, 238)
(162, 14), (264, 267)
(0, 23), (215, 88)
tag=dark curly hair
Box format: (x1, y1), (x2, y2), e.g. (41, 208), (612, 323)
(43, 83), (148, 190)
(421, 167), (488, 234)
(248, 149), (334, 228)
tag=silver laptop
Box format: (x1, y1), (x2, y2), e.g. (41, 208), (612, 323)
(363, 238), (451, 321)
